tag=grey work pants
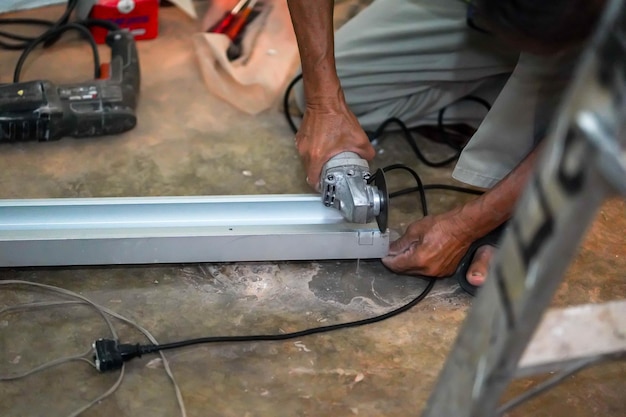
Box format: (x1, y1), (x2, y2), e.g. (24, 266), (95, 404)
(294, 0), (574, 188)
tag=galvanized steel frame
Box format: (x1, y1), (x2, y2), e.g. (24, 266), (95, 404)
(422, 1), (626, 415)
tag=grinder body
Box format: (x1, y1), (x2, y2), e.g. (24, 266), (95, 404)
(320, 152), (388, 231)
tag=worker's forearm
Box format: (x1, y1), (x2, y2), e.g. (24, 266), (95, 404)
(455, 146), (542, 239)
(287, 0), (342, 104)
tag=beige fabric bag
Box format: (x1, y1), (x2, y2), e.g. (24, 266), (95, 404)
(192, 0), (299, 114)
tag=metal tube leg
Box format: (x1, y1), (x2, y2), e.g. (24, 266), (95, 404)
(422, 0), (626, 414)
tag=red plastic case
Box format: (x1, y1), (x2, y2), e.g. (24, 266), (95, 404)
(89, 0), (159, 44)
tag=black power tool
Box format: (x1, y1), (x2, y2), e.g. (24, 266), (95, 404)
(0, 28), (140, 143)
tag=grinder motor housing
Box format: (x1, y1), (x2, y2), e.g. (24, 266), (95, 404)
(321, 152), (389, 231)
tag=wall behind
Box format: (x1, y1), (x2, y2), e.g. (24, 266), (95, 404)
(0, 0), (64, 13)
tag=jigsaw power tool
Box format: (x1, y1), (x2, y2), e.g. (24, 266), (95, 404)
(320, 152), (389, 232)
(0, 29), (140, 143)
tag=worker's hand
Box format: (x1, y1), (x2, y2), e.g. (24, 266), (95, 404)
(382, 213), (473, 277)
(296, 97), (375, 191)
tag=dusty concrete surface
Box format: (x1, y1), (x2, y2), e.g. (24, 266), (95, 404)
(1, 3), (625, 417)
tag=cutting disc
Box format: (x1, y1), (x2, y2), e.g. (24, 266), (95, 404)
(373, 168), (388, 232)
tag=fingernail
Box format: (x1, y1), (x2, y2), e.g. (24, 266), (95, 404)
(471, 271), (483, 277)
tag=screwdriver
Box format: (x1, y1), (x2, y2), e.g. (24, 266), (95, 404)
(224, 0), (259, 41)
(209, 0), (249, 34)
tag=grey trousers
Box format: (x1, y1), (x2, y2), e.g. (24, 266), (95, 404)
(294, 0), (575, 188)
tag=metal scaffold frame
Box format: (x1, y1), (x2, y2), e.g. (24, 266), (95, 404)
(422, 0), (626, 415)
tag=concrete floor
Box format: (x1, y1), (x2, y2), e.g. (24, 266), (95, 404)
(1, 4), (625, 417)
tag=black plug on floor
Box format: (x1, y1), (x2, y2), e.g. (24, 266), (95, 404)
(93, 339), (143, 372)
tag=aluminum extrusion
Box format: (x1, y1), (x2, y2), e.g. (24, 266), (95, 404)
(0, 194), (389, 267)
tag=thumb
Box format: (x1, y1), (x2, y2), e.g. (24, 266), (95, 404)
(388, 232), (416, 256)
(307, 161), (324, 192)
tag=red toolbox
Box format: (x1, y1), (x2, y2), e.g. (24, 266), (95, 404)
(88, 0), (159, 43)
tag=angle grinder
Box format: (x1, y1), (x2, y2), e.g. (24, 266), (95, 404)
(320, 152), (388, 232)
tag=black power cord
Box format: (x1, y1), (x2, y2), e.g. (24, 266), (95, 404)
(94, 161), (439, 370)
(95, 276), (436, 370)
(0, 19), (55, 50)
(383, 164), (430, 215)
(94, 73), (491, 371)
(12, 22), (100, 82)
(283, 73), (491, 168)
(282, 72), (304, 133)
(12, 19), (121, 82)
(0, 1), (120, 82)
(0, 0), (77, 50)
(373, 116), (460, 167)
(392, 184), (483, 199)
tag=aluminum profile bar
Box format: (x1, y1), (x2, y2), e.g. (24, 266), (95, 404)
(0, 195), (389, 267)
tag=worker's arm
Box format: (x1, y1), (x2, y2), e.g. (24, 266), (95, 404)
(382, 145), (542, 277)
(286, 0), (374, 190)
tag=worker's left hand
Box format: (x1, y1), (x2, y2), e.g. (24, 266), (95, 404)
(296, 97), (375, 190)
(382, 212), (473, 277)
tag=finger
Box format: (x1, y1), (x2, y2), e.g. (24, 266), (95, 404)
(382, 257), (430, 277)
(382, 243), (420, 273)
(388, 234), (417, 256)
(306, 175), (320, 192)
(307, 163), (323, 191)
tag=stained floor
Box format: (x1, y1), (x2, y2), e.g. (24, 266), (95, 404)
(0, 3), (625, 417)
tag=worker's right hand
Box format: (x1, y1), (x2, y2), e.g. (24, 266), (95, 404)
(295, 96), (375, 191)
